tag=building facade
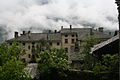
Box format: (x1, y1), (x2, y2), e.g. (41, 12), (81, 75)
(6, 25), (113, 69)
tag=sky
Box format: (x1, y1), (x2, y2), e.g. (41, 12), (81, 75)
(0, 0), (119, 41)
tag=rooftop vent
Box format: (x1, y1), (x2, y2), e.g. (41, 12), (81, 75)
(14, 31), (18, 38)
(70, 25), (72, 29)
(98, 27), (103, 32)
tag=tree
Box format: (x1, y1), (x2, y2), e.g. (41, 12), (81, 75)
(93, 54), (119, 73)
(0, 42), (31, 80)
(37, 48), (70, 80)
(0, 42), (25, 65)
(80, 36), (100, 70)
(0, 58), (30, 80)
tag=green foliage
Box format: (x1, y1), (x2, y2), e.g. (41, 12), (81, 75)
(80, 36), (99, 70)
(93, 54), (119, 73)
(37, 48), (70, 80)
(81, 36), (100, 54)
(0, 58), (30, 80)
(0, 42), (31, 80)
(66, 71), (118, 80)
(0, 42), (25, 65)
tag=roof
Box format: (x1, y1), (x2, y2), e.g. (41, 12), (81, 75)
(60, 28), (112, 40)
(48, 33), (61, 41)
(92, 29), (112, 39)
(6, 27), (113, 42)
(91, 34), (119, 53)
(7, 33), (61, 42)
(60, 28), (92, 40)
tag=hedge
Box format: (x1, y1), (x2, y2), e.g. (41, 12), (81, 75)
(34, 70), (118, 80)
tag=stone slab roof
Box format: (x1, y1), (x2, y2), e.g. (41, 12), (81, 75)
(7, 33), (61, 42)
(60, 28), (112, 40)
(48, 33), (61, 41)
(91, 34), (119, 53)
(6, 27), (113, 43)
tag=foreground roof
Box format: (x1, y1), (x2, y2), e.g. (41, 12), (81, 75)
(91, 34), (119, 54)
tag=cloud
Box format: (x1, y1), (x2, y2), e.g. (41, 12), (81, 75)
(0, 0), (118, 41)
(0, 25), (9, 42)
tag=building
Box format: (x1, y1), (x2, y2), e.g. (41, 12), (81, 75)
(6, 25), (113, 69)
(91, 34), (119, 55)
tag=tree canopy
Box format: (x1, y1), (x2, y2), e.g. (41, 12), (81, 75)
(37, 48), (70, 80)
(0, 42), (31, 80)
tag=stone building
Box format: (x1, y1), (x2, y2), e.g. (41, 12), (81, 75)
(6, 25), (112, 69)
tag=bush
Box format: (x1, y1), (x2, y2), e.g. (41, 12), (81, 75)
(35, 70), (118, 80)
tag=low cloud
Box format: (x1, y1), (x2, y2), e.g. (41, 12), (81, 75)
(0, 0), (118, 41)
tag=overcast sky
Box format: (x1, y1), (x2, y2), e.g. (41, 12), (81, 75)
(0, 0), (119, 39)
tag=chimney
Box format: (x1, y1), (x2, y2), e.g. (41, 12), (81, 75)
(14, 32), (18, 38)
(61, 26), (63, 30)
(70, 25), (72, 29)
(114, 30), (118, 36)
(28, 31), (31, 39)
(49, 30), (51, 33)
(23, 31), (25, 35)
(28, 31), (31, 34)
(109, 32), (111, 35)
(90, 28), (93, 35)
(98, 27), (103, 32)
(54, 30), (57, 33)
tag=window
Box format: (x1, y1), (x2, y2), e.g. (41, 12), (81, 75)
(65, 48), (68, 53)
(50, 42), (52, 46)
(36, 45), (39, 49)
(76, 34), (78, 37)
(22, 43), (25, 46)
(76, 39), (78, 41)
(16, 43), (19, 46)
(32, 42), (35, 46)
(72, 34), (74, 37)
(65, 35), (68, 37)
(57, 42), (60, 46)
(28, 45), (30, 49)
(9, 43), (12, 45)
(28, 54), (31, 58)
(65, 39), (68, 44)
(71, 39), (75, 44)
(32, 54), (35, 59)
(32, 46), (35, 48)
(21, 58), (26, 63)
(74, 43), (79, 52)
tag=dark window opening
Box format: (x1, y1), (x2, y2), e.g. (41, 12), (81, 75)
(36, 54), (39, 58)
(28, 45), (30, 49)
(42, 49), (44, 51)
(65, 48), (68, 53)
(32, 54), (35, 59)
(50, 42), (52, 46)
(71, 39), (75, 44)
(65, 39), (68, 44)
(57, 42), (60, 46)
(65, 35), (68, 37)
(22, 43), (25, 46)
(76, 34), (78, 37)
(74, 43), (79, 52)
(28, 54), (31, 58)
(72, 34), (74, 37)
(16, 43), (19, 46)
(10, 43), (12, 45)
(76, 39), (78, 41)
(32, 42), (35, 46)
(36, 45), (39, 49)
(32, 45), (35, 48)
(21, 58), (26, 63)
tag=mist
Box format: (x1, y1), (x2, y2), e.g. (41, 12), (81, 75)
(0, 0), (118, 41)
